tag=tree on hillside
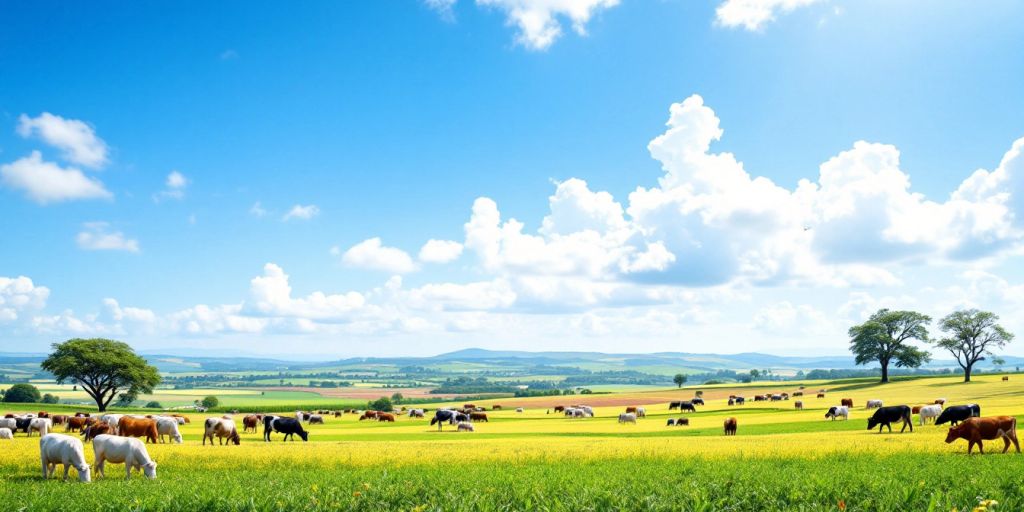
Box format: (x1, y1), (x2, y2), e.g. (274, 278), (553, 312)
(201, 395), (220, 409)
(41, 338), (161, 412)
(849, 309), (932, 383)
(934, 309), (1014, 383)
(749, 369), (760, 381)
(2, 383), (41, 403)
(673, 374), (687, 388)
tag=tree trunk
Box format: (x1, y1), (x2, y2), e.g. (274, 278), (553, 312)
(964, 364), (972, 383)
(880, 360), (889, 383)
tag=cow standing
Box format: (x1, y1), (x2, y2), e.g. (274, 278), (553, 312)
(867, 406), (913, 433)
(945, 416), (1020, 454)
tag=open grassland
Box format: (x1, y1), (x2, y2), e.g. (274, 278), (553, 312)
(1, 374), (1022, 510)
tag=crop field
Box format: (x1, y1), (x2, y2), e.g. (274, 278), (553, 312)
(1, 374), (1022, 511)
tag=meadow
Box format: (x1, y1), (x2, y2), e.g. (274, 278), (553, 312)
(1, 374), (1021, 511)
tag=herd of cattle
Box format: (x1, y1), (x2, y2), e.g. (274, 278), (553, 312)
(2, 388), (1019, 483)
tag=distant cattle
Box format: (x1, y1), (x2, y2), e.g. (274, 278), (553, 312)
(39, 434), (91, 482)
(170, 414), (190, 424)
(792, 391), (803, 397)
(724, 417), (737, 436)
(918, 404), (943, 425)
(93, 434), (157, 479)
(867, 406), (913, 433)
(463, 404), (476, 410)
(470, 412), (488, 422)
(678, 402), (696, 412)
(118, 417), (158, 444)
(457, 422), (475, 432)
(377, 413), (395, 422)
(935, 398), (947, 406)
(636, 407), (647, 418)
(667, 418), (689, 426)
(308, 415), (324, 425)
(912, 405), (923, 414)
(841, 398), (854, 408)
(554, 406), (565, 413)
(735, 397), (745, 405)
(825, 406), (849, 421)
(0, 428), (11, 439)
(817, 393), (826, 399)
(936, 405), (981, 427)
(15, 417), (32, 435)
(618, 413), (637, 424)
(753, 395), (765, 402)
(155, 417), (183, 444)
(625, 406), (638, 414)
(945, 416), (1020, 454)
(408, 409), (425, 418)
(359, 411), (379, 421)
(691, 398), (705, 406)
(29, 418), (51, 437)
(866, 400), (884, 409)
(727, 398), (735, 406)
(794, 401), (803, 410)
(50, 415), (68, 426)
(1002, 376), (1009, 381)
(83, 422), (112, 442)
(263, 416), (308, 442)
(516, 408), (524, 413)
(492, 405), (502, 410)
(667, 418), (676, 426)
(669, 401), (682, 410)
(770, 395), (783, 402)
(243, 415), (260, 433)
(430, 410), (460, 431)
(203, 417), (240, 446)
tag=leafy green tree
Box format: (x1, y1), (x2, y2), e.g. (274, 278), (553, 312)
(391, 392), (404, 404)
(201, 395), (220, 409)
(41, 393), (60, 404)
(41, 338), (160, 412)
(116, 389), (138, 407)
(2, 383), (41, 403)
(749, 369), (760, 381)
(673, 373), (687, 388)
(367, 396), (393, 412)
(935, 309), (1014, 382)
(849, 309), (932, 383)
(145, 401), (163, 409)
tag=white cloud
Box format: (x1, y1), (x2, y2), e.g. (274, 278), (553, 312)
(282, 204), (320, 221)
(424, 0), (457, 21)
(406, 279), (517, 311)
(715, 0), (825, 31)
(76, 222), (140, 253)
(103, 298), (157, 324)
(154, 170), (188, 201)
(0, 276), (49, 322)
(753, 301), (831, 335)
(16, 112), (109, 168)
(418, 239), (464, 263)
(247, 263), (366, 320)
(341, 238), (418, 274)
(1, 151), (112, 204)
(475, 0), (619, 50)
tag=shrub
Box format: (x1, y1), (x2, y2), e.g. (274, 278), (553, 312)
(41, 393), (60, 404)
(145, 401), (163, 409)
(367, 397), (394, 412)
(201, 395), (220, 408)
(2, 383), (41, 403)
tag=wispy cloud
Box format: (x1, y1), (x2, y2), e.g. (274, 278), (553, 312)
(282, 204), (320, 221)
(76, 222), (139, 253)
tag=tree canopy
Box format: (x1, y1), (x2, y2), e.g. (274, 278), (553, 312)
(935, 309), (1014, 382)
(40, 338), (160, 412)
(673, 373), (687, 388)
(2, 383), (41, 403)
(849, 309), (932, 382)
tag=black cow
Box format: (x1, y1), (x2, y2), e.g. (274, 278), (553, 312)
(734, 397), (745, 405)
(15, 417), (32, 434)
(669, 401), (682, 410)
(263, 416), (308, 442)
(867, 405), (913, 433)
(935, 404), (981, 426)
(691, 398), (705, 406)
(679, 402), (696, 412)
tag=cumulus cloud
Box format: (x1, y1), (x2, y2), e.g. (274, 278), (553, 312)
(341, 238), (418, 274)
(282, 204), (320, 221)
(0, 276), (49, 322)
(418, 239), (464, 263)
(154, 170), (188, 201)
(715, 0), (825, 31)
(76, 222), (140, 253)
(103, 298), (157, 324)
(16, 112), (109, 168)
(473, 0), (619, 50)
(247, 263), (366, 320)
(424, 0), (457, 21)
(1, 151), (112, 204)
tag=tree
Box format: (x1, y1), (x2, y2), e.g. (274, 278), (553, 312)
(2, 383), (41, 403)
(367, 396), (393, 412)
(40, 338), (160, 412)
(749, 369), (760, 381)
(116, 389), (139, 407)
(673, 374), (687, 388)
(390, 392), (404, 404)
(849, 309), (932, 383)
(934, 309), (1014, 383)
(145, 401), (163, 409)
(201, 395), (220, 409)
(41, 393), (60, 404)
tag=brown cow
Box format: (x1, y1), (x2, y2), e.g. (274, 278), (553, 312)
(841, 398), (853, 408)
(377, 413), (395, 422)
(37, 411), (49, 418)
(676, 418), (689, 426)
(334, 411), (343, 417)
(945, 416), (1020, 454)
(243, 415), (260, 433)
(794, 401), (803, 410)
(935, 399), (947, 406)
(118, 417), (159, 444)
(66, 416), (91, 433)
(463, 404), (476, 409)
(816, 393), (826, 399)
(170, 414), (190, 424)
(553, 406), (565, 413)
(359, 411), (379, 421)
(492, 405), (502, 410)
(1002, 376), (1009, 381)
(792, 391), (803, 397)
(912, 405), (924, 414)
(724, 417), (737, 436)
(625, 406), (638, 414)
(83, 421), (111, 442)
(470, 412), (488, 422)
(50, 415), (68, 426)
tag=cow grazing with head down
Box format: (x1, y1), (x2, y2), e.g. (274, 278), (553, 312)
(430, 410), (459, 431)
(867, 406), (913, 433)
(825, 406), (849, 421)
(724, 417), (737, 436)
(92, 434), (157, 479)
(243, 415), (260, 433)
(263, 416), (308, 442)
(457, 421), (474, 432)
(554, 406), (565, 413)
(866, 399), (883, 409)
(359, 411), (379, 421)
(636, 407), (647, 418)
(669, 401), (682, 410)
(203, 417), (240, 446)
(118, 417), (158, 444)
(470, 412), (488, 422)
(39, 434), (91, 482)
(83, 422), (112, 442)
(727, 398), (735, 406)
(816, 393), (826, 399)
(1003, 376), (1009, 381)
(946, 416), (1020, 454)
(678, 402), (696, 412)
(408, 409), (425, 418)
(618, 413), (637, 424)
(377, 413), (395, 422)
(841, 398), (854, 408)
(691, 398), (705, 406)
(936, 405), (981, 427)
(308, 415), (324, 425)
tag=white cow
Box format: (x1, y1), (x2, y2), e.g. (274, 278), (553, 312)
(155, 417), (183, 443)
(92, 434), (157, 479)
(580, 406), (594, 417)
(0, 428), (12, 439)
(203, 417), (240, 445)
(100, 414), (124, 434)
(0, 418), (15, 431)
(636, 407), (646, 418)
(919, 404), (943, 425)
(618, 413), (637, 424)
(866, 399), (884, 409)
(825, 406), (849, 421)
(408, 409), (425, 418)
(29, 418), (52, 437)
(456, 421), (475, 432)
(39, 434), (91, 482)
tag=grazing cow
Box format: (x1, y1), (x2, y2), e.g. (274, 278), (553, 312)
(675, 418), (689, 426)
(625, 406), (638, 414)
(470, 412), (488, 422)
(430, 410), (460, 431)
(841, 398), (854, 408)
(867, 406), (913, 433)
(0, 428), (11, 439)
(457, 421), (475, 432)
(263, 416), (308, 442)
(492, 405), (502, 410)
(171, 414), (190, 424)
(679, 402), (696, 412)
(727, 398), (735, 406)
(359, 411), (379, 421)
(1002, 376), (1009, 381)
(825, 406), (849, 421)
(50, 415), (68, 426)
(554, 406), (565, 413)
(155, 417), (183, 444)
(667, 418), (676, 426)
(912, 405), (923, 414)
(945, 416), (1020, 454)
(100, 414), (125, 434)
(794, 401), (804, 410)
(39, 434), (91, 482)
(636, 407), (647, 418)
(0, 418), (14, 432)
(753, 395), (765, 402)
(15, 417), (32, 435)
(83, 422), (112, 442)
(463, 404), (476, 410)
(117, 417), (158, 444)
(308, 414), (324, 425)
(669, 401), (682, 410)
(37, 411), (49, 418)
(724, 417), (737, 436)
(203, 417), (240, 445)
(408, 409), (425, 418)
(618, 413), (637, 424)
(516, 408), (524, 413)
(935, 399), (947, 406)
(92, 434), (157, 479)
(377, 413), (396, 422)
(691, 398), (705, 406)
(817, 393), (826, 399)
(770, 395), (783, 402)
(866, 399), (884, 409)
(918, 404), (942, 426)
(735, 397), (745, 405)
(243, 415), (260, 433)
(334, 411), (342, 417)
(936, 405), (981, 427)
(793, 391), (803, 397)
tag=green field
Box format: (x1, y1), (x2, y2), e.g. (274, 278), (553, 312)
(1, 374), (1021, 510)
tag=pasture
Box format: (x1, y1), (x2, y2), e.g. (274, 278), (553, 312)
(1, 374), (1022, 510)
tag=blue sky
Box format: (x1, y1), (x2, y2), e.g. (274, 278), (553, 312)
(1, 0), (1023, 358)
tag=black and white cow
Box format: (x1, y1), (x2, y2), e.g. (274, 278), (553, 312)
(430, 410), (469, 431)
(867, 405), (913, 433)
(935, 404), (982, 426)
(263, 416), (308, 442)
